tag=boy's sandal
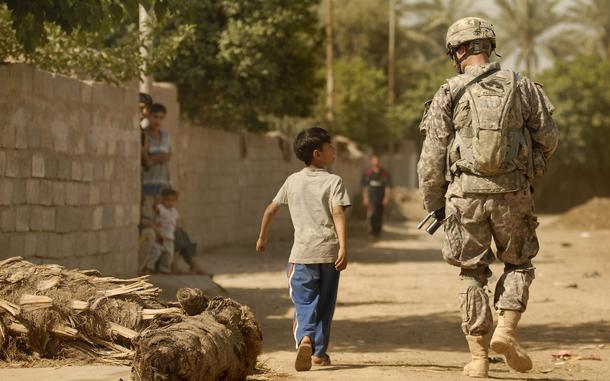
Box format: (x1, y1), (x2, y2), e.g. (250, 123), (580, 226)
(312, 354), (331, 366)
(294, 341), (313, 371)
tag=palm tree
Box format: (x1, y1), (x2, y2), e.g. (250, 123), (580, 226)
(567, 0), (610, 60)
(493, 0), (562, 77)
(397, 0), (478, 64)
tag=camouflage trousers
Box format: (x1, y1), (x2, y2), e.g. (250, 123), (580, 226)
(442, 188), (538, 336)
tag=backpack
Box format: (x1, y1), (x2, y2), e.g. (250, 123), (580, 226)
(447, 68), (532, 193)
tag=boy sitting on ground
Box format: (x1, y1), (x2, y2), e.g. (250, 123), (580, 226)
(256, 127), (351, 371)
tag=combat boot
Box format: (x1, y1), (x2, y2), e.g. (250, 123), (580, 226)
(490, 310), (532, 372)
(463, 335), (489, 378)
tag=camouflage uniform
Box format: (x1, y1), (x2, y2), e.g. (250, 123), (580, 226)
(417, 61), (559, 336)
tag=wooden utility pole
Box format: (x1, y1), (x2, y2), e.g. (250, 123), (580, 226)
(139, 4), (153, 94)
(388, 0), (396, 105)
(325, 0), (335, 123)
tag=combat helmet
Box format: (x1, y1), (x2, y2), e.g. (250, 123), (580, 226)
(446, 17), (496, 73)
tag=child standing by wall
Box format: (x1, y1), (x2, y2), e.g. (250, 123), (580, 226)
(142, 189), (179, 274)
(256, 127), (350, 372)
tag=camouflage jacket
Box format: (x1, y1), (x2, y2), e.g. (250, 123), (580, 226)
(416, 62), (559, 212)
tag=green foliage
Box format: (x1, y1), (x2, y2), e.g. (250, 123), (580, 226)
(0, 2), (189, 84)
(2, 0), (170, 52)
(324, 58), (389, 148)
(332, 0), (390, 69)
(538, 56), (610, 174)
(494, 0), (563, 77)
(154, 0), (323, 131)
(393, 60), (454, 142)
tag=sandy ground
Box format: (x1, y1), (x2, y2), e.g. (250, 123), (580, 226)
(1, 217), (609, 381)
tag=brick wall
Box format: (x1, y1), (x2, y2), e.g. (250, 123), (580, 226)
(0, 66), (416, 275)
(0, 64), (140, 276)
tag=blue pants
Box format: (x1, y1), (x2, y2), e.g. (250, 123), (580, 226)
(288, 263), (340, 356)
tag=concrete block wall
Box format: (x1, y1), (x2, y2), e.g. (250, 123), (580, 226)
(0, 64), (140, 276)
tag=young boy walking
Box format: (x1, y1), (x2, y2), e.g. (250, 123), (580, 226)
(256, 127), (351, 372)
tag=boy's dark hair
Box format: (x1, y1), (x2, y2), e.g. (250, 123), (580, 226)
(150, 103), (167, 115)
(293, 127), (331, 165)
(161, 188), (178, 198)
(139, 92), (153, 107)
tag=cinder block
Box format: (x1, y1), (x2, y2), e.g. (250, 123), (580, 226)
(102, 206), (115, 229)
(0, 234), (9, 255)
(27, 128), (41, 149)
(0, 180), (13, 205)
(89, 185), (100, 205)
(15, 125), (28, 149)
(0, 151), (6, 175)
(11, 180), (26, 205)
(97, 230), (108, 253)
(78, 183), (90, 205)
(111, 187), (121, 203)
(114, 205), (125, 227)
(86, 231), (98, 255)
(71, 161), (82, 181)
(44, 155), (58, 179)
(9, 234), (25, 257)
(29, 206), (45, 231)
(1, 208), (16, 231)
(99, 183), (111, 203)
(17, 151), (31, 177)
(39, 180), (53, 206)
(25, 179), (40, 204)
(74, 136), (86, 155)
(81, 81), (93, 104)
(130, 204), (140, 225)
(0, 125), (16, 149)
(4, 150), (19, 177)
(36, 232), (49, 257)
(92, 206), (103, 230)
(50, 119), (69, 153)
(24, 233), (37, 257)
(47, 233), (63, 258)
(52, 182), (66, 205)
(93, 162), (105, 181)
(40, 129), (54, 150)
(58, 158), (71, 179)
(62, 233), (75, 258)
(64, 76), (81, 103)
(11, 64), (34, 94)
(82, 161), (94, 182)
(104, 161), (114, 180)
(42, 208), (56, 231)
(10, 107), (27, 129)
(32, 67), (50, 97)
(32, 153), (45, 178)
(65, 182), (79, 205)
(15, 206), (29, 232)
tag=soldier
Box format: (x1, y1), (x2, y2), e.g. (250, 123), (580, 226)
(417, 17), (559, 378)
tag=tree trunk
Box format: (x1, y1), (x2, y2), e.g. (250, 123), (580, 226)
(132, 288), (262, 381)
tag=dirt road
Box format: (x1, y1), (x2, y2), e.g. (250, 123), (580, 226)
(1, 217), (609, 380)
(209, 217), (610, 381)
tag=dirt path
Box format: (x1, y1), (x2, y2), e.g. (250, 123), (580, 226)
(207, 218), (610, 381)
(1, 218), (608, 380)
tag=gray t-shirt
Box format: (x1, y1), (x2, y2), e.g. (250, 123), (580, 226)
(273, 167), (351, 264)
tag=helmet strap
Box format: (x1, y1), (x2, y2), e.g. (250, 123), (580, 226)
(451, 39), (495, 74)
